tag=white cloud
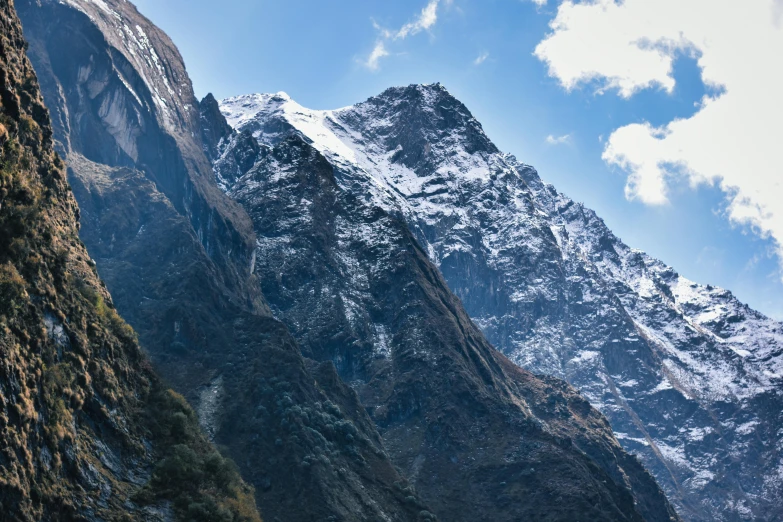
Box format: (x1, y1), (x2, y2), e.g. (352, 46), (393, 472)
(363, 0), (443, 70)
(535, 0), (783, 275)
(397, 0), (440, 39)
(546, 133), (572, 145)
(529, 0), (548, 5)
(474, 51), (490, 65)
(365, 41), (389, 71)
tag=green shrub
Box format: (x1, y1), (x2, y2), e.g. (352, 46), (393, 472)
(186, 499), (235, 522)
(77, 283), (137, 341)
(0, 262), (26, 316)
(136, 389), (263, 522)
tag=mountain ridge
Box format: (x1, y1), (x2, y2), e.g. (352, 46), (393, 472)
(206, 91), (680, 521)
(216, 82), (783, 521)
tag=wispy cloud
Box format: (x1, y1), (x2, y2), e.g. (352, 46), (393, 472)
(743, 252), (763, 273)
(362, 0), (444, 70)
(474, 52), (490, 66)
(397, 0), (440, 39)
(546, 134), (572, 145)
(365, 41), (389, 71)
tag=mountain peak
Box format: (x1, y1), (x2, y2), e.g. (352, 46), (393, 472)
(217, 82), (501, 196)
(220, 91), (312, 139)
(375, 81), (451, 101)
(345, 82), (501, 162)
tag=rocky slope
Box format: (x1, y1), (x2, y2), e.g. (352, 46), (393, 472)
(216, 85), (782, 521)
(0, 1), (261, 520)
(17, 1), (433, 520)
(206, 96), (681, 520)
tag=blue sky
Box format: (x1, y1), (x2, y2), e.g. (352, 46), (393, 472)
(133, 0), (783, 320)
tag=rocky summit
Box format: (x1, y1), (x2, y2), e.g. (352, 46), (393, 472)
(215, 84), (782, 521)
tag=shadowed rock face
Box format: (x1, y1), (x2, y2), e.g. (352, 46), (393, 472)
(0, 1), (261, 520)
(217, 84), (783, 522)
(18, 1), (434, 520)
(19, 0), (259, 306)
(207, 112), (680, 520)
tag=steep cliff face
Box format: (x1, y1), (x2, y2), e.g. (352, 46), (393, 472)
(18, 0), (261, 312)
(0, 2), (261, 521)
(206, 104), (681, 520)
(217, 84), (783, 521)
(17, 1), (435, 520)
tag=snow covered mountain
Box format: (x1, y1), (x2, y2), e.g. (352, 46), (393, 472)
(216, 84), (783, 521)
(205, 93), (679, 522)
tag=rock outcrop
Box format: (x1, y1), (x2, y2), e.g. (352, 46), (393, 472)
(0, 1), (261, 520)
